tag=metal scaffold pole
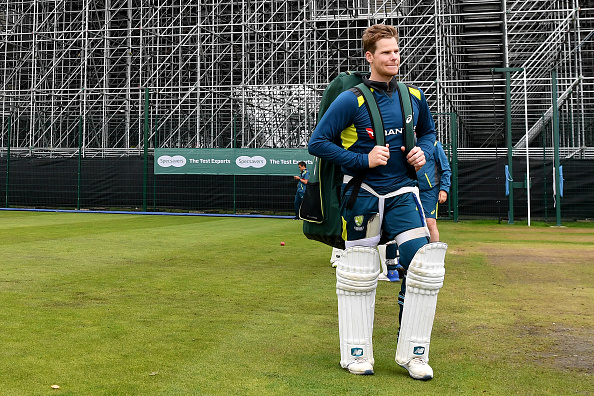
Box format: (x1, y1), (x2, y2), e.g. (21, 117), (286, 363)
(5, 113), (11, 208)
(450, 112), (458, 223)
(493, 67), (524, 225)
(143, 88), (149, 212)
(77, 116), (82, 210)
(551, 69), (562, 226)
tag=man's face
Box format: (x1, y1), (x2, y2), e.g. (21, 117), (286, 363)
(299, 164), (306, 171)
(366, 37), (400, 82)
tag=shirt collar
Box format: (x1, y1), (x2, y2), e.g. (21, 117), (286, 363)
(362, 75), (399, 96)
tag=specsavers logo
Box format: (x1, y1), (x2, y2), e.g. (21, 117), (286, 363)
(157, 155), (186, 168)
(236, 155), (267, 169)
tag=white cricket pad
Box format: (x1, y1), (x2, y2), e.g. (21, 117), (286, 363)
(395, 242), (447, 366)
(336, 246), (380, 369)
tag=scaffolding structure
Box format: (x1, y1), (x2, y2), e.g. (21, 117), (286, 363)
(1, 1), (593, 158)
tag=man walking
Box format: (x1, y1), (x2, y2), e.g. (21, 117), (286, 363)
(308, 24), (446, 380)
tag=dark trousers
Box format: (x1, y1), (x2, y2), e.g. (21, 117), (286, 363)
(294, 192), (304, 217)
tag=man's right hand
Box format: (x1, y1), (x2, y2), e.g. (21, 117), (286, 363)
(368, 145), (390, 168)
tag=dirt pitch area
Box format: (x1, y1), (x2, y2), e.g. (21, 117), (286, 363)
(479, 243), (593, 375)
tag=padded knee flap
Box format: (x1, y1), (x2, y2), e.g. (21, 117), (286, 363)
(336, 246), (381, 368)
(395, 242), (447, 366)
(377, 244), (387, 275)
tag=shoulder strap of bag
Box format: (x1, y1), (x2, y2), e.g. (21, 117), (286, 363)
(396, 81), (417, 180)
(396, 82), (414, 154)
(355, 82), (385, 145)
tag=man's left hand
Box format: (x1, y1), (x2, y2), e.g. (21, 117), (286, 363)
(402, 146), (425, 171)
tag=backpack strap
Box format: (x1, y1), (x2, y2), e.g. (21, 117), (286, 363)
(355, 83), (385, 145)
(396, 82), (418, 180)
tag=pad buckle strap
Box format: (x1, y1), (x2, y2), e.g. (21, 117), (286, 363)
(341, 175), (429, 248)
(395, 227), (430, 245)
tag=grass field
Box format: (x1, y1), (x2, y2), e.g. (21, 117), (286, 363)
(0, 210), (592, 395)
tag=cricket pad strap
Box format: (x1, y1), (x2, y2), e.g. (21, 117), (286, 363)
(395, 242), (447, 365)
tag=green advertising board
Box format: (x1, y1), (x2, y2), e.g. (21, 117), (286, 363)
(154, 148), (313, 176)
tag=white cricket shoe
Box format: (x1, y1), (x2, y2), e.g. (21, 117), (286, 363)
(346, 358), (374, 375)
(399, 357), (433, 380)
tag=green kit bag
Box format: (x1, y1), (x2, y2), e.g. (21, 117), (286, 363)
(300, 71), (413, 249)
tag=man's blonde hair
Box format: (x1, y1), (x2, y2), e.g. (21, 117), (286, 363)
(362, 24), (399, 54)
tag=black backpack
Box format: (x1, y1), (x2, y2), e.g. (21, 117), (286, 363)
(300, 71), (414, 249)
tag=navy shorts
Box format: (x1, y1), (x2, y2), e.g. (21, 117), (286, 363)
(419, 188), (438, 219)
(340, 184), (428, 247)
